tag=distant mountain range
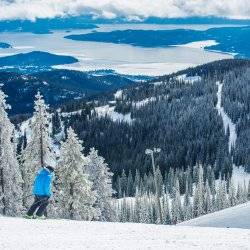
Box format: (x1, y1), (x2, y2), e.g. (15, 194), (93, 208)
(0, 69), (135, 115)
(0, 42), (12, 49)
(65, 26), (250, 58)
(1, 16), (250, 34)
(0, 51), (78, 71)
(0, 17), (98, 34)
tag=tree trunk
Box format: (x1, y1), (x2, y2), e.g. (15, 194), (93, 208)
(0, 168), (6, 215)
(69, 183), (74, 219)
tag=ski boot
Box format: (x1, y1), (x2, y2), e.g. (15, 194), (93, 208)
(34, 215), (46, 220)
(24, 214), (33, 219)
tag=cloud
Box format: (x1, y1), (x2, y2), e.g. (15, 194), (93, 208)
(0, 0), (249, 21)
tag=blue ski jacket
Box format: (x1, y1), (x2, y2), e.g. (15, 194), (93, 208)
(33, 168), (53, 197)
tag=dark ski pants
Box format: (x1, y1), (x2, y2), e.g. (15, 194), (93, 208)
(27, 195), (49, 217)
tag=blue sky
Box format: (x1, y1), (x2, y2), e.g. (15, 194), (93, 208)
(0, 0), (249, 21)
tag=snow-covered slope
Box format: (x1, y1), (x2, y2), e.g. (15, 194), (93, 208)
(0, 217), (249, 250)
(179, 202), (250, 229)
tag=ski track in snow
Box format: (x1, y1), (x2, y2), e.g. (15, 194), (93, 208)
(216, 81), (237, 153)
(0, 216), (250, 250)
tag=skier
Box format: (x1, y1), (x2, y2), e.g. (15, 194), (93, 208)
(25, 165), (54, 219)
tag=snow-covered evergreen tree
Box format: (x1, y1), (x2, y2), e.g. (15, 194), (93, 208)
(55, 127), (99, 220)
(0, 90), (23, 216)
(133, 169), (141, 195)
(116, 177), (122, 198)
(228, 179), (237, 206)
(126, 170), (133, 197)
(155, 167), (163, 196)
(186, 167), (193, 196)
(139, 195), (150, 224)
(216, 181), (228, 210)
(21, 92), (55, 207)
(134, 188), (141, 223)
(162, 192), (171, 224)
(248, 180), (250, 201)
(167, 168), (175, 196)
(193, 165), (205, 216)
(204, 180), (212, 213)
(236, 183), (244, 204)
(183, 181), (193, 220)
(171, 179), (182, 223)
(120, 169), (127, 197)
(87, 147), (115, 221)
(242, 181), (248, 203)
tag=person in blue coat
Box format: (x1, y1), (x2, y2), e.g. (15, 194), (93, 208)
(26, 165), (54, 219)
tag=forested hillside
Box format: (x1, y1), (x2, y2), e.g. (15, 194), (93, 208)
(222, 68), (250, 172)
(0, 70), (134, 115)
(1, 58), (250, 226)
(55, 59), (250, 182)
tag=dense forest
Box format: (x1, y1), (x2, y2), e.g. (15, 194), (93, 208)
(0, 69), (134, 115)
(222, 68), (250, 172)
(50, 59), (250, 184)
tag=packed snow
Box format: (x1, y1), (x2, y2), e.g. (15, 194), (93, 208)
(114, 90), (123, 100)
(179, 201), (250, 229)
(176, 74), (202, 84)
(60, 109), (83, 118)
(94, 105), (133, 124)
(133, 97), (157, 108)
(1, 216), (250, 250)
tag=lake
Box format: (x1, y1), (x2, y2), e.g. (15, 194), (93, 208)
(0, 24), (235, 76)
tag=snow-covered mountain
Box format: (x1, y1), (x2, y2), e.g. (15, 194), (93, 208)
(179, 201), (250, 229)
(0, 216), (249, 250)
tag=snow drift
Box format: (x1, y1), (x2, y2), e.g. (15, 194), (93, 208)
(0, 216), (250, 250)
(179, 201), (250, 229)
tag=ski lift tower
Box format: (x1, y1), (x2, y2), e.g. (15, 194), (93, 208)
(145, 147), (162, 224)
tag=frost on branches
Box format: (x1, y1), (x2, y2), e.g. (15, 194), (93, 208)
(0, 90), (23, 216)
(20, 92), (55, 207)
(55, 128), (100, 220)
(87, 148), (115, 221)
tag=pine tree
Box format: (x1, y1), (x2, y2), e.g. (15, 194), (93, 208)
(87, 147), (115, 221)
(242, 181), (248, 202)
(162, 192), (171, 224)
(167, 168), (175, 196)
(204, 180), (212, 213)
(134, 188), (141, 223)
(0, 90), (23, 216)
(193, 165), (205, 217)
(186, 167), (193, 196)
(139, 195), (150, 224)
(236, 183), (244, 204)
(120, 198), (129, 223)
(133, 169), (141, 195)
(228, 179), (237, 206)
(116, 176), (122, 198)
(248, 180), (250, 201)
(171, 179), (182, 223)
(155, 167), (163, 196)
(126, 170), (133, 197)
(120, 169), (127, 197)
(183, 181), (193, 220)
(216, 181), (228, 210)
(21, 92), (55, 207)
(55, 128), (99, 220)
